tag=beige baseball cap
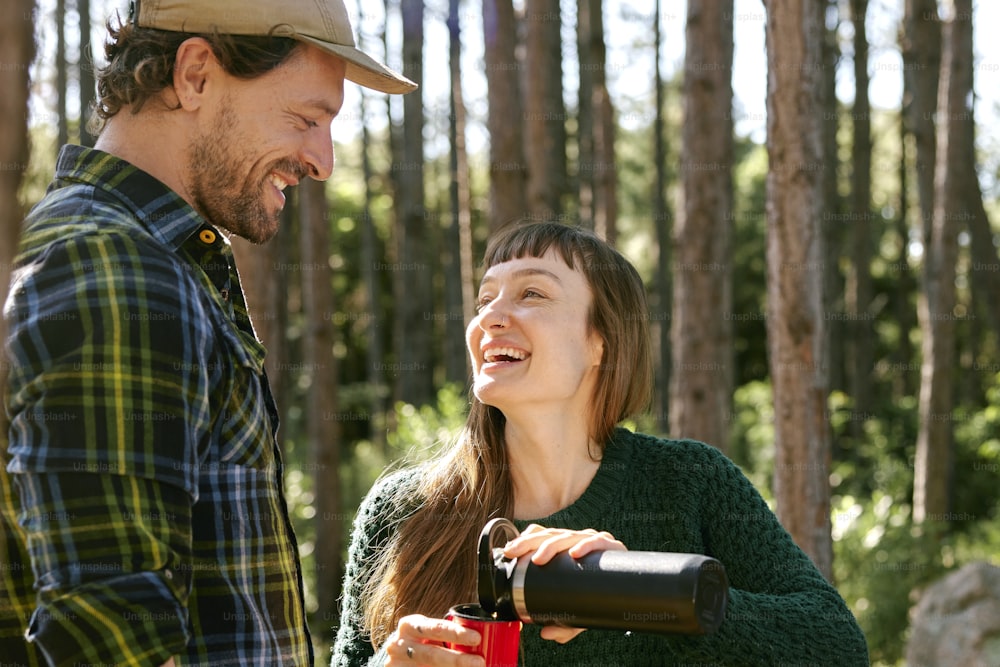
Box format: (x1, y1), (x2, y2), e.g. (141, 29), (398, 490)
(131, 0), (417, 94)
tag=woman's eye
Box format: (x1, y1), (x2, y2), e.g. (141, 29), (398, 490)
(475, 296), (493, 312)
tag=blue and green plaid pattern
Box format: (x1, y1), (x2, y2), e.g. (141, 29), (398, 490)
(1, 146), (312, 666)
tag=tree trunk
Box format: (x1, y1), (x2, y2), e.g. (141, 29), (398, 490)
(483, 0), (527, 230)
(914, 0), (970, 526)
(357, 82), (388, 451)
(892, 102), (916, 399)
(763, 0), (834, 580)
(902, 0), (941, 247)
(395, 0), (434, 406)
(1, 2), (40, 663)
(821, 2), (845, 395)
(298, 179), (342, 628)
(0, 1), (33, 309)
(591, 2), (616, 244)
(847, 0), (873, 430)
(445, 0), (474, 387)
(57, 0), (68, 149)
(523, 0), (567, 219)
(78, 0), (95, 146)
(670, 0), (734, 452)
(652, 0), (672, 433)
(576, 0), (595, 231)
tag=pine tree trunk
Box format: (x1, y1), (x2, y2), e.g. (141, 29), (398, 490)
(395, 0), (434, 406)
(1, 3), (41, 662)
(914, 0), (971, 526)
(0, 0), (33, 307)
(763, 0), (834, 580)
(57, 0), (68, 149)
(483, 0), (527, 230)
(893, 107), (916, 398)
(523, 0), (567, 218)
(591, 0), (616, 244)
(298, 179), (342, 628)
(821, 3), (845, 395)
(357, 83), (388, 451)
(848, 0), (874, 433)
(445, 0), (474, 387)
(78, 0), (95, 146)
(902, 0), (941, 246)
(670, 0), (734, 452)
(651, 0), (672, 433)
(576, 0), (595, 230)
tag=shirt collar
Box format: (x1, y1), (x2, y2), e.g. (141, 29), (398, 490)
(54, 144), (211, 251)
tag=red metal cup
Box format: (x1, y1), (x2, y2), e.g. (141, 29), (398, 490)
(445, 603), (521, 667)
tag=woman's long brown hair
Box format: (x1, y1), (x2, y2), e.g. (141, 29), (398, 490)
(361, 222), (652, 647)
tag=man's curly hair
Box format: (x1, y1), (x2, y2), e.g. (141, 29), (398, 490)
(89, 13), (299, 134)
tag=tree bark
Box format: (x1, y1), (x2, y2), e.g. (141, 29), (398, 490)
(914, 0), (970, 526)
(763, 0), (834, 580)
(576, 0), (615, 241)
(357, 81), (388, 451)
(483, 0), (527, 230)
(670, 0), (734, 452)
(1, 0), (35, 378)
(523, 0), (567, 219)
(1, 2), (40, 662)
(78, 0), (96, 146)
(298, 179), (342, 628)
(847, 0), (874, 432)
(395, 0), (434, 406)
(902, 0), (942, 247)
(576, 0), (595, 230)
(57, 0), (68, 149)
(591, 1), (616, 244)
(821, 2), (844, 395)
(652, 0), (672, 433)
(892, 97), (916, 398)
(445, 0), (474, 387)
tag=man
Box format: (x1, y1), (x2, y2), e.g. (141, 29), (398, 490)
(1, 0), (415, 665)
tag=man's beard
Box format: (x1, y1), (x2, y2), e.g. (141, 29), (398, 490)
(186, 104), (304, 245)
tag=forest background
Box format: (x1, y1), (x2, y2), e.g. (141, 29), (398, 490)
(2, 0), (1000, 665)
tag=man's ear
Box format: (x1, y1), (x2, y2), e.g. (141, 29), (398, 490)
(172, 37), (218, 111)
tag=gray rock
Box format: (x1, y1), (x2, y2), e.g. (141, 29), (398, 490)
(906, 560), (1000, 667)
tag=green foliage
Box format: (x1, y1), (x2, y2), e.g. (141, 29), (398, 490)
(730, 375), (1000, 665)
(386, 383), (470, 464)
(728, 380), (775, 497)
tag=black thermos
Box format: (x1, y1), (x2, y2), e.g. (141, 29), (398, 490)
(477, 518), (729, 635)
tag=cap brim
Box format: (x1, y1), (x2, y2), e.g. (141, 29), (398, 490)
(297, 35), (417, 94)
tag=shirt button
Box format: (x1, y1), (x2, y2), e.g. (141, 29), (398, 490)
(199, 229), (217, 244)
(164, 568), (173, 580)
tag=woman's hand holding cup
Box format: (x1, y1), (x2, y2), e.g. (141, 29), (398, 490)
(385, 614), (485, 666)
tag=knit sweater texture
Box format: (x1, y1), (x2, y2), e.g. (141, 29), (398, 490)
(331, 428), (870, 666)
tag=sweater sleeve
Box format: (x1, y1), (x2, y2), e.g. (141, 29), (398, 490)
(331, 470), (417, 667)
(668, 442), (869, 666)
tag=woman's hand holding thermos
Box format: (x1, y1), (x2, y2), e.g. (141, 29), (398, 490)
(384, 525), (618, 665)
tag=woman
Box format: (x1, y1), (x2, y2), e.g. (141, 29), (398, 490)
(332, 222), (869, 666)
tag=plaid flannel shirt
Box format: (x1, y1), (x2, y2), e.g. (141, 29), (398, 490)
(1, 146), (312, 666)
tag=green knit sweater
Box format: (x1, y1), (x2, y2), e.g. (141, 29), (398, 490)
(331, 428), (869, 666)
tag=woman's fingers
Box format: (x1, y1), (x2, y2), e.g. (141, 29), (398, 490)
(503, 526), (625, 564)
(385, 615), (485, 666)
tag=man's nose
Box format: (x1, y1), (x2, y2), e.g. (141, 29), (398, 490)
(302, 127), (335, 181)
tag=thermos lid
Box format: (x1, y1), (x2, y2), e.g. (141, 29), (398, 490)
(477, 517), (520, 619)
